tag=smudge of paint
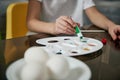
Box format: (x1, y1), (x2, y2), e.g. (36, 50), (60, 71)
(71, 51), (78, 54)
(87, 43), (97, 46)
(82, 45), (92, 51)
(48, 40), (58, 43)
(83, 48), (90, 51)
(56, 52), (62, 54)
(64, 38), (70, 40)
(80, 37), (88, 43)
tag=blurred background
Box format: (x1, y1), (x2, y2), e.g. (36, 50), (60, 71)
(0, 0), (120, 39)
(84, 0), (120, 26)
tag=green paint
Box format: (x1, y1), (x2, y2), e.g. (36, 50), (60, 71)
(74, 25), (87, 42)
(75, 25), (80, 34)
(75, 25), (83, 39)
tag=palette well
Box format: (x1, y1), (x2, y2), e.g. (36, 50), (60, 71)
(36, 36), (103, 56)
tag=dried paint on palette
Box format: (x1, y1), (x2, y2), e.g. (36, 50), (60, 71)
(48, 40), (59, 43)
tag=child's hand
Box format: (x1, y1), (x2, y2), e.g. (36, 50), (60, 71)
(108, 25), (120, 40)
(54, 16), (77, 35)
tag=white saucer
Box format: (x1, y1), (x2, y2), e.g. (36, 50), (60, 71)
(6, 57), (91, 80)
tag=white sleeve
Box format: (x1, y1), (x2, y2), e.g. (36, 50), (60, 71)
(37, 0), (42, 2)
(83, 0), (95, 10)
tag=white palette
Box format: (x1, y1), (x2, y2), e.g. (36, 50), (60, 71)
(6, 57), (91, 80)
(36, 36), (103, 56)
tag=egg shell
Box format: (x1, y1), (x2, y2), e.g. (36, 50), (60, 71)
(46, 55), (70, 80)
(20, 63), (49, 80)
(24, 47), (49, 64)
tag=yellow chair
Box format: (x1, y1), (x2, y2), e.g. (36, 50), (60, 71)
(6, 2), (28, 39)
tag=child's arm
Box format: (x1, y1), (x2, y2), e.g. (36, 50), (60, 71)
(27, 0), (76, 35)
(27, 0), (55, 34)
(85, 6), (120, 40)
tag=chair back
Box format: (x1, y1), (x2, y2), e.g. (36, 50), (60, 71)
(6, 2), (28, 39)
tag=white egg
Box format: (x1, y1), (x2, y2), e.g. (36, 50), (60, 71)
(24, 47), (49, 64)
(46, 55), (70, 80)
(20, 63), (49, 80)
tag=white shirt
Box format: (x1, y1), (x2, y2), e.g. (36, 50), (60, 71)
(27, 0), (95, 35)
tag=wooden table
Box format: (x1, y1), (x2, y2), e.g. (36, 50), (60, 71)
(0, 25), (120, 80)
